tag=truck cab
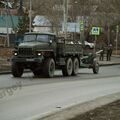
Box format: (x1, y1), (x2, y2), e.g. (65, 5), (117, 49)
(12, 32), (57, 77)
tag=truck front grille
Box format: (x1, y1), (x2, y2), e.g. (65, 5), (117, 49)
(18, 48), (33, 56)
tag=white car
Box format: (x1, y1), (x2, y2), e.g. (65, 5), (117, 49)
(78, 41), (95, 49)
(85, 41), (95, 49)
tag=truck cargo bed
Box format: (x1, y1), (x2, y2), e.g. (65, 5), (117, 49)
(57, 43), (82, 56)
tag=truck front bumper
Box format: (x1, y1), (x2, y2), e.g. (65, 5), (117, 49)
(11, 56), (44, 63)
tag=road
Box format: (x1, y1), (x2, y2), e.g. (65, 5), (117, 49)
(0, 65), (120, 120)
(0, 65), (120, 89)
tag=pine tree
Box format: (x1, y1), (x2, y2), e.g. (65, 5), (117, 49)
(17, 15), (29, 35)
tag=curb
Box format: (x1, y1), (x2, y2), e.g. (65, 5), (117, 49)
(99, 62), (120, 66)
(35, 92), (120, 120)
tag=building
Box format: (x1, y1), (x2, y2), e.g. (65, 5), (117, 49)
(0, 15), (20, 46)
(33, 15), (52, 32)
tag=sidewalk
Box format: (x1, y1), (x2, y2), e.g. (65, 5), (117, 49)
(98, 55), (120, 66)
(0, 57), (11, 72)
(70, 100), (120, 120)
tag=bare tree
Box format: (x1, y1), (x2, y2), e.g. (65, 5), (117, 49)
(21, 0), (119, 47)
(25, 0), (63, 34)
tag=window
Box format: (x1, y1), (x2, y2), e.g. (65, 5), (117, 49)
(37, 35), (49, 42)
(24, 35), (36, 42)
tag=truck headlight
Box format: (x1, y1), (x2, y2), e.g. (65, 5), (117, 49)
(37, 52), (42, 56)
(14, 52), (18, 56)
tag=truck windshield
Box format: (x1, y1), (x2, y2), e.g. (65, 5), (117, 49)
(24, 35), (36, 42)
(24, 34), (49, 42)
(37, 35), (49, 42)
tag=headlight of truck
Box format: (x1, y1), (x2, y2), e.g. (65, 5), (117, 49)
(13, 50), (18, 56)
(36, 51), (43, 56)
(37, 52), (42, 56)
(14, 52), (18, 56)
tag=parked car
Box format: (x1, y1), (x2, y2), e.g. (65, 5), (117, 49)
(85, 41), (95, 49)
(78, 41), (95, 49)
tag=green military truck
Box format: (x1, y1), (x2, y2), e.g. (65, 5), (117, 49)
(11, 32), (99, 78)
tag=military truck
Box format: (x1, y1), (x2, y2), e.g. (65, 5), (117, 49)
(11, 32), (99, 78)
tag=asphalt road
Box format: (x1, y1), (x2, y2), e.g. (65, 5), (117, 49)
(0, 65), (120, 120)
(0, 65), (120, 89)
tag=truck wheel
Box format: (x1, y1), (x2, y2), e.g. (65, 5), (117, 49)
(72, 58), (79, 76)
(12, 63), (23, 77)
(93, 61), (99, 74)
(62, 58), (73, 76)
(43, 58), (55, 78)
(32, 70), (42, 77)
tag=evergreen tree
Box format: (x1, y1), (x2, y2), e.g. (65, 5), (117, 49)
(17, 15), (29, 35)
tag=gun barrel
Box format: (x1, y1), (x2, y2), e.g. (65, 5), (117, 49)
(96, 50), (103, 54)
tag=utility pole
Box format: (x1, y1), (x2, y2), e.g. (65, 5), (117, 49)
(80, 0), (85, 55)
(116, 25), (119, 55)
(63, 0), (68, 40)
(80, 16), (85, 44)
(107, 20), (110, 45)
(5, 1), (10, 47)
(18, 0), (24, 15)
(29, 0), (32, 32)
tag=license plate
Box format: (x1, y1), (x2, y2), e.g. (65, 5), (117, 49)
(26, 59), (34, 62)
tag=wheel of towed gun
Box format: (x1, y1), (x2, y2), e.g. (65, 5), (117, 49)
(93, 61), (99, 74)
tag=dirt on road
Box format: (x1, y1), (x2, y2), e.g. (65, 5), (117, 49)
(70, 100), (120, 120)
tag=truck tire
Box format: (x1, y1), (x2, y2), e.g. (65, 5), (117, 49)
(43, 58), (55, 78)
(32, 70), (42, 77)
(93, 61), (99, 74)
(62, 58), (73, 76)
(12, 63), (23, 77)
(72, 58), (79, 76)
